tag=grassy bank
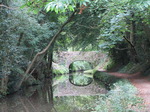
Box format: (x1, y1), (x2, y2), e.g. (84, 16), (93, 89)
(90, 71), (145, 112)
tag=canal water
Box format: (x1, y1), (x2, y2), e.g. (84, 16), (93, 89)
(0, 72), (107, 112)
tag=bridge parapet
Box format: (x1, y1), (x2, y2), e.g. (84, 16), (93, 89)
(54, 51), (107, 68)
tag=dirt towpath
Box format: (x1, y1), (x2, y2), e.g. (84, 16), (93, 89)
(109, 72), (150, 110)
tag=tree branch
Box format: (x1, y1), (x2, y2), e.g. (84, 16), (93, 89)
(15, 10), (77, 91)
(123, 36), (138, 56)
(123, 36), (134, 48)
(0, 4), (17, 10)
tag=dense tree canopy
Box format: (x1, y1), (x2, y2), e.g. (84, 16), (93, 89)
(0, 0), (150, 97)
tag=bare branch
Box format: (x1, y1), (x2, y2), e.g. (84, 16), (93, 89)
(0, 4), (18, 10)
(123, 36), (134, 47)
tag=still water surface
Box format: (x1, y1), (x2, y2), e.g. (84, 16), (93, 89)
(0, 72), (107, 112)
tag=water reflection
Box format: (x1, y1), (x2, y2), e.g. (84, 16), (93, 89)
(0, 79), (54, 112)
(0, 72), (106, 112)
(69, 72), (93, 86)
(53, 95), (101, 112)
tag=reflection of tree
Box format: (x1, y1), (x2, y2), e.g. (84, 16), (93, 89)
(69, 72), (93, 86)
(30, 78), (54, 111)
(0, 78), (55, 112)
(53, 95), (100, 112)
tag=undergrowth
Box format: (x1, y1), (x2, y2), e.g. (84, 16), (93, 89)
(52, 62), (69, 75)
(90, 71), (145, 112)
(69, 61), (92, 72)
(89, 81), (144, 112)
(119, 62), (137, 73)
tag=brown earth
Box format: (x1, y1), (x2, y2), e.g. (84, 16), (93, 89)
(109, 72), (150, 110)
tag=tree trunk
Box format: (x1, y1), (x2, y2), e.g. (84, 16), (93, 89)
(129, 13), (138, 63)
(14, 10), (77, 91)
(45, 44), (54, 78)
(124, 11), (138, 63)
(0, 0), (9, 96)
(17, 33), (24, 46)
(0, 76), (8, 95)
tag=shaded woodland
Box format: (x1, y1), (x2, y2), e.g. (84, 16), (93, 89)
(0, 1), (150, 110)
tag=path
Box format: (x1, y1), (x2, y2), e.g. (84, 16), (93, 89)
(109, 72), (150, 110)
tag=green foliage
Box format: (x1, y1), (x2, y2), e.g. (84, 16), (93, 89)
(25, 0), (91, 14)
(69, 61), (93, 72)
(0, 0), (59, 95)
(91, 71), (144, 111)
(0, 7), (55, 73)
(91, 0), (150, 51)
(53, 75), (69, 86)
(53, 95), (100, 112)
(104, 58), (116, 70)
(69, 72), (93, 86)
(119, 62), (136, 73)
(94, 71), (121, 89)
(90, 81), (144, 112)
(52, 63), (69, 75)
(45, 0), (91, 13)
(0, 0), (150, 97)
(0, 86), (7, 97)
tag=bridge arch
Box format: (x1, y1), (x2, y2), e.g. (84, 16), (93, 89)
(55, 51), (107, 69)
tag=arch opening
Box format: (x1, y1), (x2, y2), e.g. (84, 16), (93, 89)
(69, 60), (93, 73)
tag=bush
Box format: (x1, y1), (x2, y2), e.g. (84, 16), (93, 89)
(87, 80), (144, 112)
(93, 71), (121, 90)
(91, 71), (145, 112)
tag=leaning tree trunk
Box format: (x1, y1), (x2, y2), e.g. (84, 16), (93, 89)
(14, 10), (77, 91)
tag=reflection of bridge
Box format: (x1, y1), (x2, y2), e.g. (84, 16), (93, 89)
(55, 51), (108, 68)
(54, 75), (107, 97)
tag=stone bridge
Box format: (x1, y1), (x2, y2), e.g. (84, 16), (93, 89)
(54, 51), (107, 68)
